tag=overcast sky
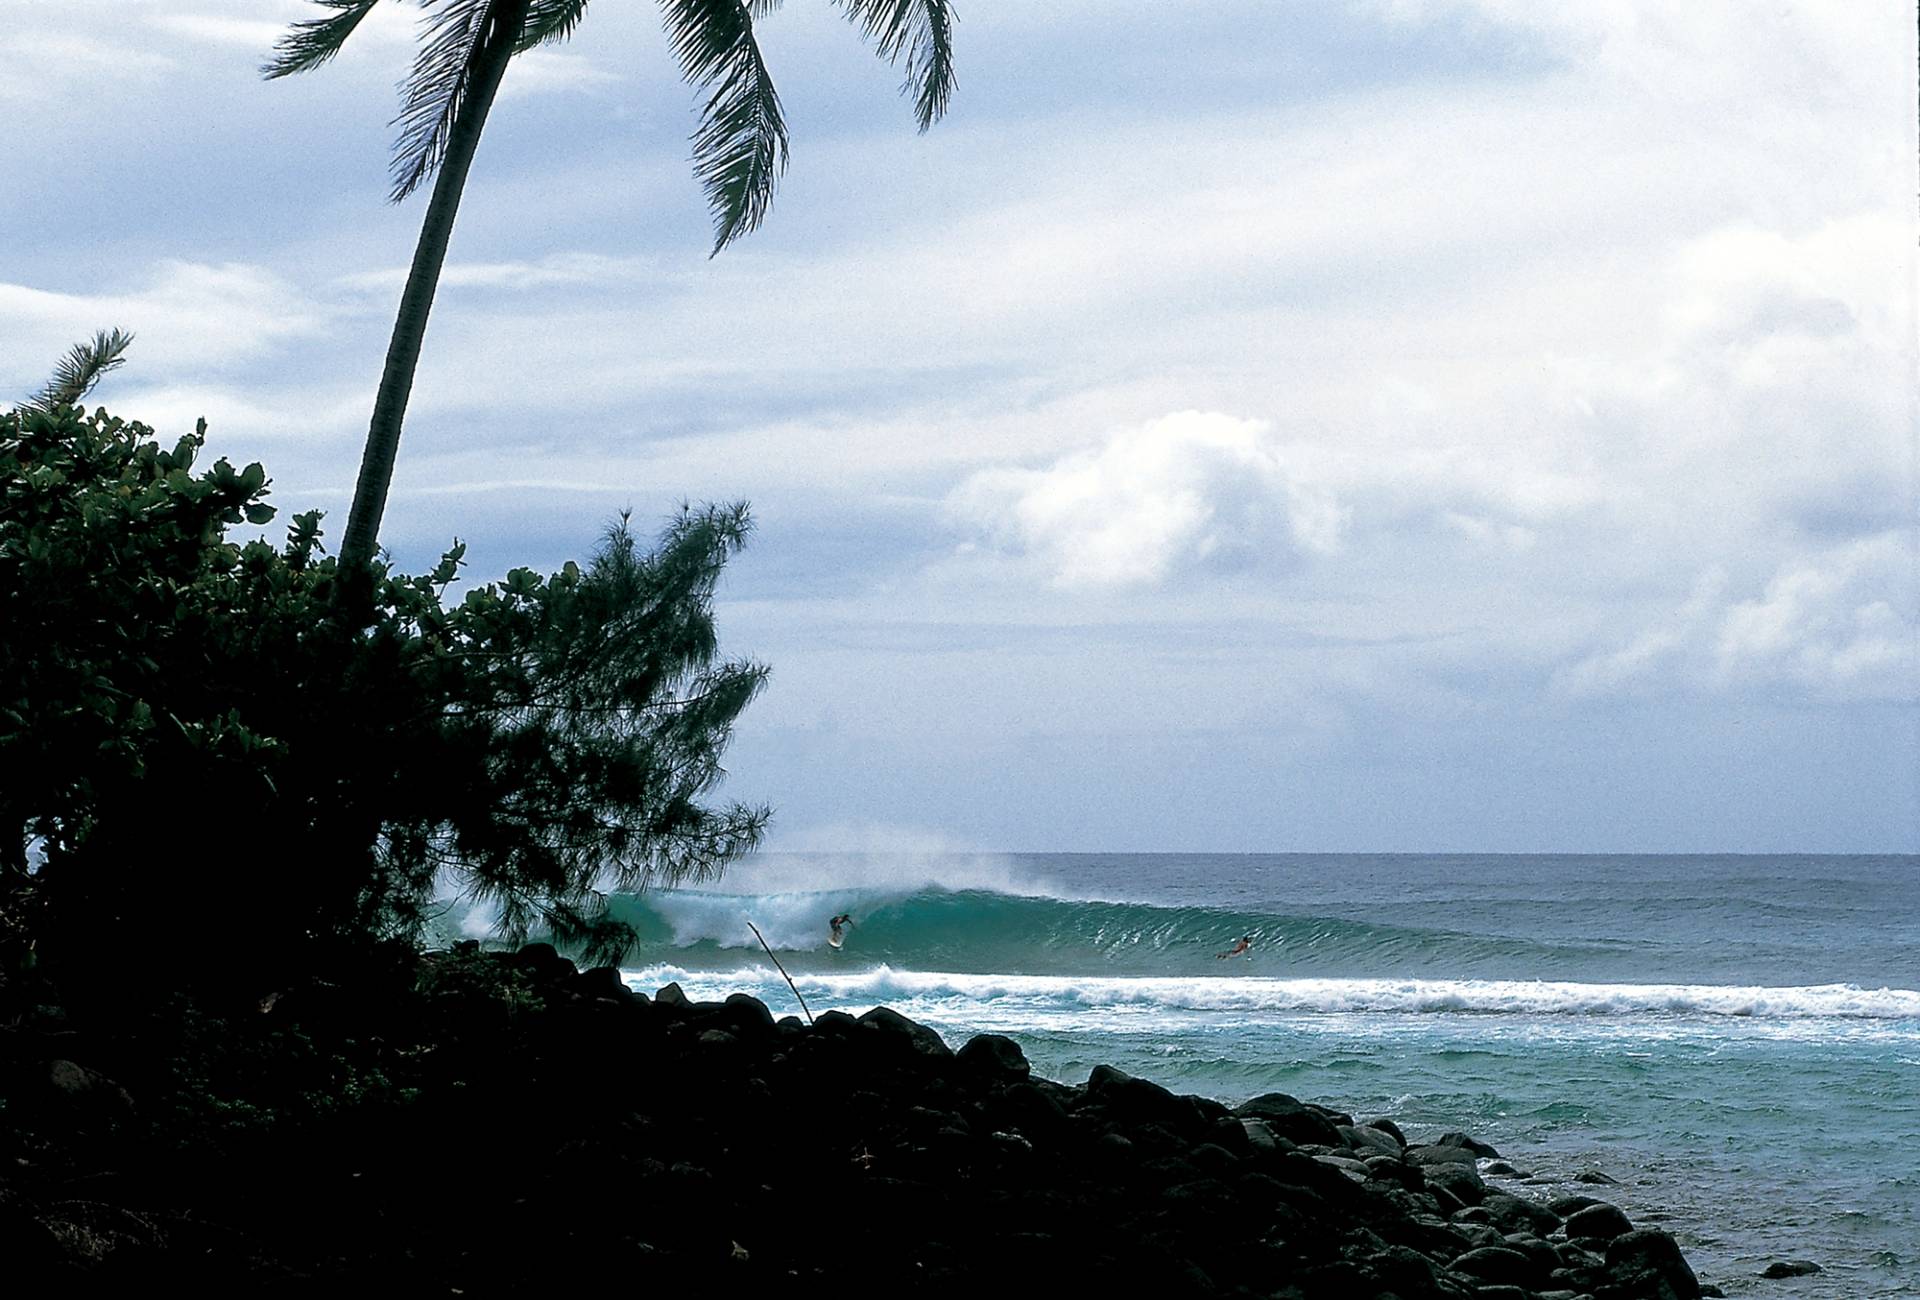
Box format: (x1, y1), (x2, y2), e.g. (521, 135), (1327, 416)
(4, 1), (1915, 852)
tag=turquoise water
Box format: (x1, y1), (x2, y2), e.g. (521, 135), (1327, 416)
(489, 852), (1918, 1297)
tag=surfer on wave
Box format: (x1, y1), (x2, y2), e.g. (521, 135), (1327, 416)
(1215, 935), (1253, 959)
(828, 913), (853, 949)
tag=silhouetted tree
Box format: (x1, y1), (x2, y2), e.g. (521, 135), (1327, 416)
(1, 400), (766, 1001)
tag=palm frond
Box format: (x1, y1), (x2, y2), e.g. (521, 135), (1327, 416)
(516, 0), (591, 50)
(391, 0), (519, 202)
(24, 329), (134, 412)
(263, 0), (385, 79)
(658, 0), (789, 254)
(836, 0), (954, 131)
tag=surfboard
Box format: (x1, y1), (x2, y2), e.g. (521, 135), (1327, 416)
(828, 932), (845, 950)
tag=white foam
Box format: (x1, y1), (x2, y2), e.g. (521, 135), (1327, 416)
(719, 848), (1061, 898)
(620, 964), (1920, 1022)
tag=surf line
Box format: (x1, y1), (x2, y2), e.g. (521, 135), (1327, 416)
(746, 920), (814, 1025)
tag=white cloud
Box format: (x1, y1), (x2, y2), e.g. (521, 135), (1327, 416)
(146, 14), (287, 49)
(1558, 535), (1919, 702)
(333, 252), (663, 295)
(0, 261), (333, 380)
(0, 31), (174, 97)
(498, 49), (619, 101)
(947, 411), (1346, 589)
(1714, 536), (1918, 696)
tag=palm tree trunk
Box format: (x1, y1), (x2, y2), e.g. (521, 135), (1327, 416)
(339, 0), (529, 570)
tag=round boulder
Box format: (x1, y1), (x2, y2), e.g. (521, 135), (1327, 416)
(1567, 1201), (1635, 1241)
(958, 1033), (1031, 1081)
(1449, 1245), (1535, 1287)
(1233, 1092), (1343, 1148)
(1606, 1228), (1702, 1300)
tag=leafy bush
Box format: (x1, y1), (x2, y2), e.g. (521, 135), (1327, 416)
(1, 403), (766, 1002)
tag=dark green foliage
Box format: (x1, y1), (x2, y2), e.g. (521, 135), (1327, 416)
(0, 403), (766, 999)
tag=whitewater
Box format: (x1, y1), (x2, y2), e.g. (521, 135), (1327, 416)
(441, 852), (1919, 1296)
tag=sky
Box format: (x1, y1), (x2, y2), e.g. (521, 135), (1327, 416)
(3, 0), (1915, 853)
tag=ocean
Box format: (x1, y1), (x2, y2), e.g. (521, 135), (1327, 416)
(488, 852), (1918, 1297)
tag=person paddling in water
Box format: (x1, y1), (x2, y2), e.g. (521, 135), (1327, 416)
(1215, 935), (1253, 959)
(828, 913), (853, 949)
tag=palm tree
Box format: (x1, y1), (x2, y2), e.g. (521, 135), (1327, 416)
(18, 329), (134, 412)
(267, 0), (955, 569)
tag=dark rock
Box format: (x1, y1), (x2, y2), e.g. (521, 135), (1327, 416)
(1482, 1159), (1524, 1176)
(1501, 1231), (1563, 1275)
(38, 1059), (135, 1124)
(1362, 1117), (1408, 1148)
(986, 1081), (1068, 1144)
(1372, 1211), (1469, 1260)
(957, 1033), (1030, 1080)
(813, 1009), (859, 1035)
(1556, 1241), (1606, 1269)
(1365, 1244), (1441, 1295)
(1553, 1264), (1606, 1293)
(1435, 1130), (1500, 1157)
(1449, 1245), (1536, 1286)
(655, 982), (688, 1006)
(1093, 1132), (1137, 1166)
(1566, 1201), (1634, 1241)
(1701, 1287), (1726, 1298)
(511, 942), (574, 982)
(1473, 1289), (1532, 1300)
(1424, 1180), (1470, 1216)
(1233, 1092), (1343, 1147)
(718, 993), (776, 1037)
(1408, 1143), (1480, 1167)
(1480, 1190), (1560, 1236)
(1312, 1154), (1371, 1182)
(1550, 1193), (1606, 1218)
(1421, 1161), (1487, 1205)
(1141, 1153), (1202, 1187)
(1162, 1177), (1235, 1216)
(1576, 1168), (1622, 1185)
(1126, 1120), (1189, 1156)
(1285, 1260), (1373, 1298)
(1189, 1094), (1232, 1125)
(1088, 1065), (1199, 1134)
(1239, 1118), (1284, 1153)
(1362, 1155), (1422, 1189)
(1340, 1124), (1402, 1158)
(1206, 1115), (1251, 1154)
(1452, 1222), (1506, 1252)
(989, 1130), (1034, 1157)
(1189, 1143), (1239, 1177)
(1760, 1259), (1822, 1279)
(573, 966), (630, 1000)
(1605, 1228), (1701, 1300)
(858, 1006), (952, 1057)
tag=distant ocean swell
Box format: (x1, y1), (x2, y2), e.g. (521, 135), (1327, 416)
(588, 885), (1915, 1004)
(596, 885), (1623, 976)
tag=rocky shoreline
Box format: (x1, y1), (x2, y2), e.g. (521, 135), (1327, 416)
(3, 943), (1715, 1297)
